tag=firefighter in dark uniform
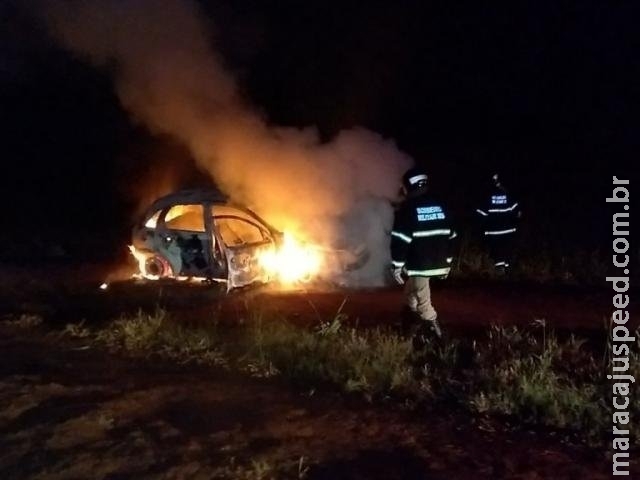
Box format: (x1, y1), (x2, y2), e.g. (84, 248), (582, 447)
(476, 174), (521, 272)
(390, 167), (456, 338)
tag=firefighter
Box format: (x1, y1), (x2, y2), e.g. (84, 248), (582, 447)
(475, 174), (521, 273)
(390, 167), (456, 339)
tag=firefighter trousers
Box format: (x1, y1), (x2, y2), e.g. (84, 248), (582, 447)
(488, 232), (515, 267)
(404, 276), (437, 322)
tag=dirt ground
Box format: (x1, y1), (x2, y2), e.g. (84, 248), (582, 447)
(0, 324), (628, 480)
(0, 267), (637, 478)
(233, 281), (620, 331)
(2, 264), (629, 334)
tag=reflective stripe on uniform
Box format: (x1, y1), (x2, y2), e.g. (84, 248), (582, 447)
(449, 231), (457, 239)
(488, 202), (519, 213)
(413, 228), (451, 238)
(408, 174), (428, 185)
(446, 257), (453, 263)
(494, 261), (506, 266)
(476, 209), (488, 216)
(391, 260), (405, 267)
(406, 267), (451, 277)
(391, 231), (412, 243)
(484, 228), (517, 236)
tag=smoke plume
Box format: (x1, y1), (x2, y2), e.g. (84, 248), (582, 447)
(43, 0), (413, 285)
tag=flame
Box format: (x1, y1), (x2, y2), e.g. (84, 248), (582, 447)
(128, 245), (160, 280)
(129, 233), (324, 287)
(258, 233), (323, 285)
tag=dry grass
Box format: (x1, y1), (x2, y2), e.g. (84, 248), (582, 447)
(60, 307), (639, 446)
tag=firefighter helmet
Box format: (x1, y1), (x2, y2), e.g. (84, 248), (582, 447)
(402, 167), (429, 193)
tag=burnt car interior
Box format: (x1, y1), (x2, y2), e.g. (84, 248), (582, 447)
(133, 189), (281, 286)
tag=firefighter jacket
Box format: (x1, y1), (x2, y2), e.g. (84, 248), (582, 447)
(390, 194), (456, 277)
(475, 186), (521, 236)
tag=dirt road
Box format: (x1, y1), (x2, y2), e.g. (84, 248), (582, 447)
(220, 282), (622, 335)
(1, 262), (629, 335)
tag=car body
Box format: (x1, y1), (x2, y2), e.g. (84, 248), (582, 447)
(131, 188), (283, 289)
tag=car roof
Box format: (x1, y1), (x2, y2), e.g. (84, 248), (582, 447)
(141, 188), (282, 235)
(145, 188), (228, 213)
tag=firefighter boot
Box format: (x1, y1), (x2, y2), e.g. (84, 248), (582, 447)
(412, 318), (443, 351)
(428, 318), (443, 339)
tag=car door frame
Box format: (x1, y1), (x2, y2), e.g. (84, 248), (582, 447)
(155, 203), (215, 278)
(210, 212), (276, 289)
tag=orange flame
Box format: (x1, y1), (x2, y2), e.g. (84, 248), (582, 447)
(129, 232), (323, 288)
(128, 245), (160, 280)
(258, 233), (323, 285)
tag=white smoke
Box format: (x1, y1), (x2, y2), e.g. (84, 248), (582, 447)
(43, 0), (413, 285)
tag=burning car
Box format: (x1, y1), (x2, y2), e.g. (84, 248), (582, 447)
(131, 188), (300, 289)
(131, 189), (371, 290)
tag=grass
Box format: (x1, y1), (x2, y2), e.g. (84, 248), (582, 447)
(95, 308), (227, 366)
(212, 456), (309, 480)
(468, 325), (606, 437)
(245, 310), (415, 399)
(58, 306), (639, 446)
(452, 233), (613, 285)
(2, 313), (43, 329)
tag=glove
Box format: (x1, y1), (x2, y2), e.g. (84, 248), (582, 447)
(391, 266), (405, 285)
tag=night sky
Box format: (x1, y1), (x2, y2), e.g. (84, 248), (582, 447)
(0, 0), (636, 263)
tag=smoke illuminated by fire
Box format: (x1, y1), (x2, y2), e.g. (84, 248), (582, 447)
(44, 0), (414, 286)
